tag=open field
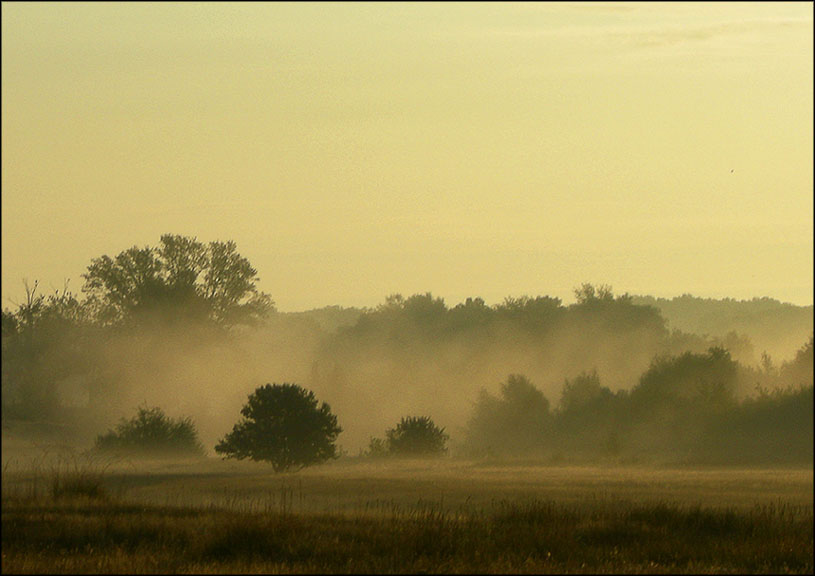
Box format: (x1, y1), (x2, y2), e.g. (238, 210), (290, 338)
(2, 456), (812, 573)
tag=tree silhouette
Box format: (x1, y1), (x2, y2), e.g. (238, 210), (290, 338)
(215, 383), (342, 472)
(463, 374), (552, 457)
(81, 234), (273, 327)
(574, 282), (614, 304)
(94, 405), (204, 457)
(1, 280), (95, 419)
(385, 416), (449, 457)
(558, 370), (610, 414)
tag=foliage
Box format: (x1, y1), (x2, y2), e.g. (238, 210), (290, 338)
(554, 371), (626, 458)
(631, 294), (813, 362)
(459, 341), (812, 465)
(557, 370), (611, 413)
(382, 416), (449, 457)
(574, 282), (614, 303)
(3, 235), (274, 425)
(2, 280), (96, 419)
(704, 383), (813, 464)
(81, 234), (274, 327)
(778, 334), (813, 387)
(630, 347), (738, 412)
(94, 405), (205, 457)
(329, 285), (671, 403)
(46, 451), (112, 501)
(463, 374), (552, 458)
(215, 383), (342, 472)
(2, 447), (114, 503)
(283, 305), (365, 333)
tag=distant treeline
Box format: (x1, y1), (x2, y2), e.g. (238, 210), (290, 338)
(291, 293), (812, 364)
(460, 345), (812, 465)
(2, 235), (812, 465)
(631, 294), (813, 363)
(303, 290), (811, 464)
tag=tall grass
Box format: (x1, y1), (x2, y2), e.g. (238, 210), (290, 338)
(3, 459), (812, 573)
(1, 446), (118, 503)
(2, 496), (811, 573)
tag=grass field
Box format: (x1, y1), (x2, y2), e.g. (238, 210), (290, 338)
(2, 455), (812, 573)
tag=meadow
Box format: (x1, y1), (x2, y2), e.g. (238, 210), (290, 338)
(2, 454), (812, 574)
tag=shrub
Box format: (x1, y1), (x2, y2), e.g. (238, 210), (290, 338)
(94, 405), (205, 457)
(385, 416), (449, 457)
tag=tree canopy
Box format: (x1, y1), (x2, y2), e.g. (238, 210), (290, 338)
(462, 374), (552, 458)
(1, 280), (95, 419)
(81, 234), (274, 327)
(215, 383), (342, 472)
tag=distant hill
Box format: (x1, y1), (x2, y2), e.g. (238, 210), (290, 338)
(631, 294), (813, 362)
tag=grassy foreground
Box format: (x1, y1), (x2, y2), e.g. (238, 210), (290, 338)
(3, 498), (813, 573)
(2, 457), (813, 573)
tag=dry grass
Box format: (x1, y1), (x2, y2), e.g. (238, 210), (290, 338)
(2, 457), (813, 573)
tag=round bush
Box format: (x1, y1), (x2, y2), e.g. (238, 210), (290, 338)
(94, 405), (205, 457)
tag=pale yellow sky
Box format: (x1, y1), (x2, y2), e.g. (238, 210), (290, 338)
(2, 2), (813, 311)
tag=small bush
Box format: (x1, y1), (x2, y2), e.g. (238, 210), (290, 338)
(95, 405), (205, 457)
(385, 416), (449, 457)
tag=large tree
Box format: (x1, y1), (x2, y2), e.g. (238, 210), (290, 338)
(81, 234), (273, 327)
(215, 383), (342, 472)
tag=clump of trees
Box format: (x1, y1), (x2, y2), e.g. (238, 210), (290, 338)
(555, 370), (625, 458)
(2, 280), (96, 420)
(699, 336), (813, 464)
(2, 234), (274, 424)
(631, 294), (813, 363)
(459, 340), (812, 465)
(630, 347), (738, 412)
(319, 285), (678, 422)
(778, 335), (813, 387)
(558, 370), (612, 414)
(82, 234), (274, 328)
(3, 236), (811, 470)
(367, 416), (449, 458)
(622, 347), (740, 460)
(462, 374), (552, 458)
(94, 405), (205, 457)
(215, 383), (342, 472)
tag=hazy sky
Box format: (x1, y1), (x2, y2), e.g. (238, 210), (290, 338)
(2, 2), (813, 312)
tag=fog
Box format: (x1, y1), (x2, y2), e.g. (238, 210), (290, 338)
(4, 288), (810, 465)
(3, 2), (813, 473)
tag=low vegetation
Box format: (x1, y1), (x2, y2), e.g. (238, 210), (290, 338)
(2, 461), (812, 574)
(94, 405), (205, 458)
(368, 416), (449, 458)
